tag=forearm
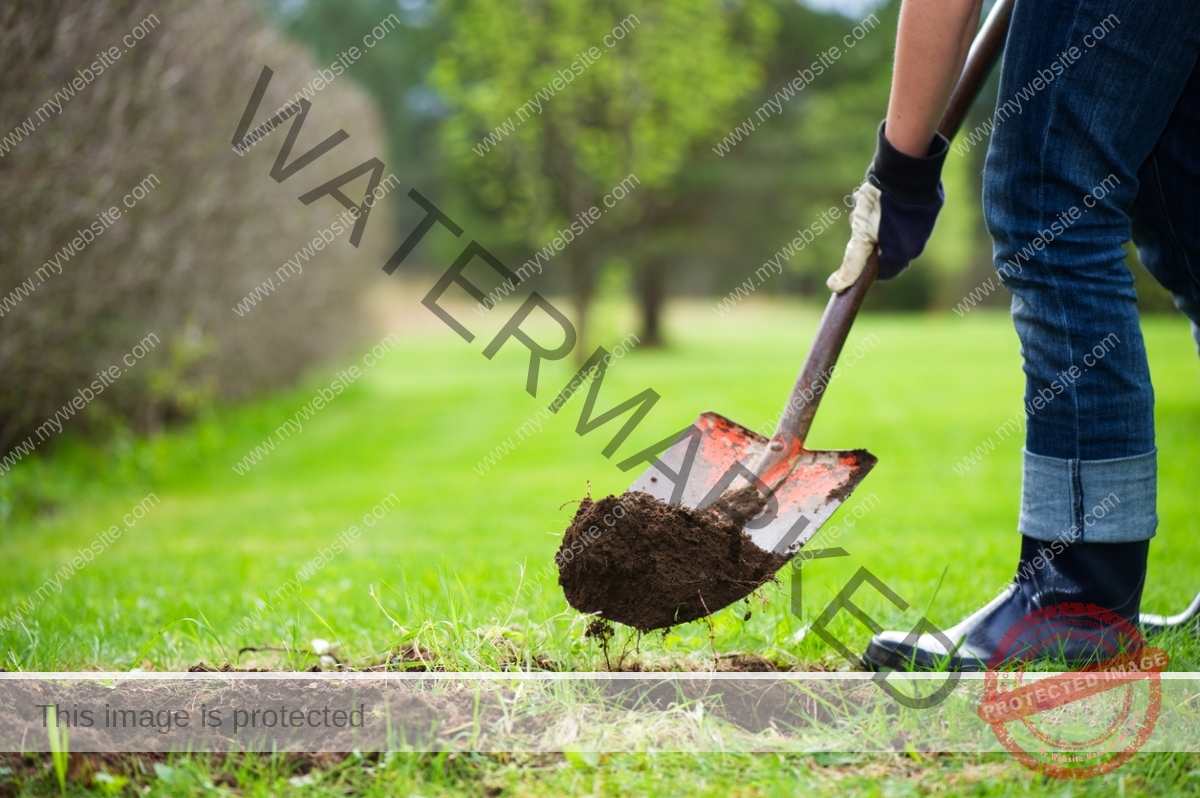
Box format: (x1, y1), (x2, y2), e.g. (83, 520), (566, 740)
(885, 0), (984, 156)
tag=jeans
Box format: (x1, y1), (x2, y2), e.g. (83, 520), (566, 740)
(983, 0), (1200, 543)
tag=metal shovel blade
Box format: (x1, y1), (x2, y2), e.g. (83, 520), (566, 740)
(627, 411), (876, 560)
(610, 259), (882, 622)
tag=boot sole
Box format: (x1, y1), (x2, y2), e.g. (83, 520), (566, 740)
(861, 638), (987, 673)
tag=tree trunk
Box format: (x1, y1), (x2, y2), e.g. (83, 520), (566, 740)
(639, 258), (666, 347)
(567, 249), (595, 364)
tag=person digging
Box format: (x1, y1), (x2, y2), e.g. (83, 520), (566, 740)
(558, 0), (1200, 671)
(858, 0), (1200, 671)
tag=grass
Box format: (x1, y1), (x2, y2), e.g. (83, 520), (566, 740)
(5, 751), (1200, 796)
(1, 296), (1198, 793)
(2, 748), (1200, 792)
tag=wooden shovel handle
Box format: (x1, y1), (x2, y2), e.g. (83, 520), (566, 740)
(765, 0), (1015, 456)
(936, 0), (1016, 143)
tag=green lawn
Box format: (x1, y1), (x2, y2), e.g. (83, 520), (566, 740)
(6, 750), (1200, 796)
(2, 298), (1198, 794)
(3, 299), (1198, 673)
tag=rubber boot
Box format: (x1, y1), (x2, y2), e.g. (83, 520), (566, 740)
(862, 536), (1149, 672)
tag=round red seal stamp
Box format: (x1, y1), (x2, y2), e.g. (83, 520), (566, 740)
(976, 602), (1167, 780)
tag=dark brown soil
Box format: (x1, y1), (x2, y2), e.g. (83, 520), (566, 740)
(556, 490), (788, 632)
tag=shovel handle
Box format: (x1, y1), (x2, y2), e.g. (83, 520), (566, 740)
(764, 0), (1014, 456)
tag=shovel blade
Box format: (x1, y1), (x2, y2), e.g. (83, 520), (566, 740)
(628, 412), (876, 558)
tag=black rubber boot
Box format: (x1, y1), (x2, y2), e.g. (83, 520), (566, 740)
(862, 535), (1149, 672)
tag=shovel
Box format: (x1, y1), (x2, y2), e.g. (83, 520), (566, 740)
(624, 0), (1017, 613)
(615, 0), (1200, 638)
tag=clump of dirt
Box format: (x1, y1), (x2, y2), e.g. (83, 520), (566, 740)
(584, 618), (615, 642)
(556, 490), (788, 632)
(187, 662), (268, 672)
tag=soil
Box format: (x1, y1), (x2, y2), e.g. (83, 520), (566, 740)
(823, 449), (876, 503)
(187, 662), (268, 672)
(0, 676), (493, 756)
(714, 653), (786, 672)
(556, 490), (788, 632)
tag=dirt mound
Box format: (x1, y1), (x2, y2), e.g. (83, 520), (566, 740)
(556, 491), (787, 632)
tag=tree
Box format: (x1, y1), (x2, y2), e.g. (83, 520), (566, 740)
(274, 0), (451, 198)
(432, 0), (776, 353)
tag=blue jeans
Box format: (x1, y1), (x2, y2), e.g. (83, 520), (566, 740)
(983, 0), (1200, 543)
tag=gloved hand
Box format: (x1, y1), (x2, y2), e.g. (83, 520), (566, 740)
(827, 121), (949, 292)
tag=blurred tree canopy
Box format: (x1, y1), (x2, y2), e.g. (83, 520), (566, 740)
(273, 0), (1009, 335)
(268, 0), (449, 191)
(3, 0), (1178, 476)
(429, 0), (777, 348)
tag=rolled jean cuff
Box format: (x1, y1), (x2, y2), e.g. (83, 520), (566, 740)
(1018, 448), (1157, 543)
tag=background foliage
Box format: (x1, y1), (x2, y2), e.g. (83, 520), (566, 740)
(0, 0), (386, 451)
(0, 0), (1183, 475)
